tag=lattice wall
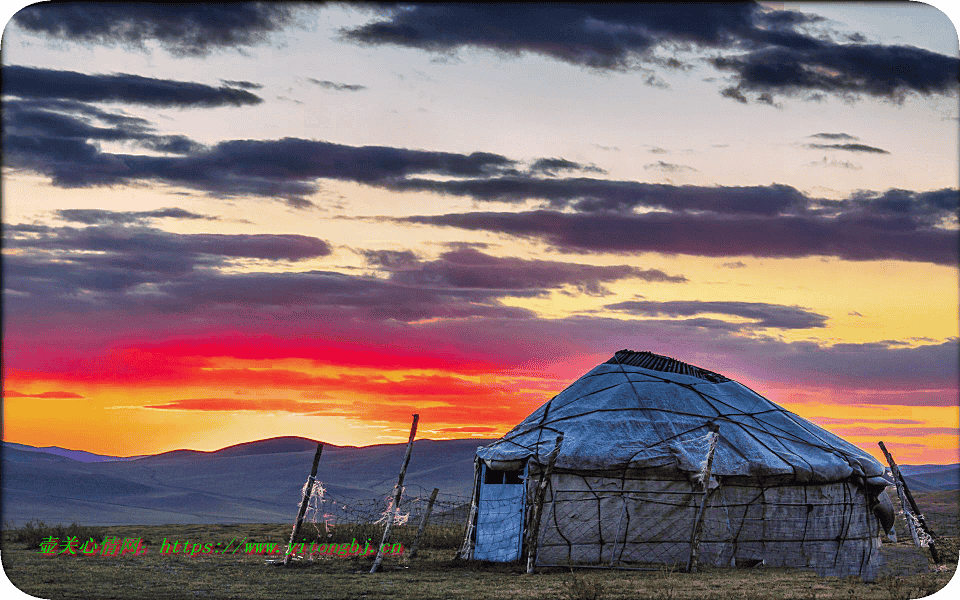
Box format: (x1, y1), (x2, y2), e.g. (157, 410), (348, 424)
(529, 469), (884, 580)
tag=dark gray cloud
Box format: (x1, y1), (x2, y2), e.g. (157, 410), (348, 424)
(397, 208), (958, 265)
(221, 80), (264, 90)
(755, 10), (825, 29)
(387, 172), (956, 234)
(808, 157), (861, 170)
(843, 188), (959, 227)
(805, 143), (889, 154)
(604, 300), (828, 329)
(4, 66), (262, 107)
(529, 157), (604, 176)
(3, 224), (679, 324)
(307, 79), (367, 92)
(3, 99), (207, 160)
(644, 161), (698, 173)
(6, 247), (540, 324)
(809, 132), (858, 141)
(3, 224), (335, 321)
(360, 249), (422, 270)
(377, 247), (686, 295)
(343, 3), (959, 101)
(55, 208), (221, 225)
(713, 43), (960, 101)
(720, 86), (749, 104)
(156, 271), (537, 322)
(12, 2), (301, 57)
(5, 224), (333, 265)
(3, 130), (524, 207)
(390, 178), (811, 216)
(344, 3), (760, 69)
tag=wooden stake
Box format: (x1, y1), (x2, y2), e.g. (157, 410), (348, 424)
(407, 487), (439, 560)
(879, 441), (942, 564)
(526, 432), (564, 574)
(456, 457), (481, 560)
(687, 426), (720, 573)
(371, 414), (419, 573)
(283, 443), (324, 566)
(891, 478), (921, 547)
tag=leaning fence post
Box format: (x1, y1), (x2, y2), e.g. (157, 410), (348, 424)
(687, 425), (720, 574)
(879, 441), (942, 564)
(897, 484), (922, 548)
(526, 432), (564, 574)
(284, 442), (324, 566)
(407, 487), (439, 560)
(457, 456), (482, 560)
(371, 414), (419, 573)
(886, 460), (921, 547)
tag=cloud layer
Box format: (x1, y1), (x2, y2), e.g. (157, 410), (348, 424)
(12, 2), (300, 56)
(5, 219), (680, 327)
(7, 92), (954, 265)
(344, 3), (959, 102)
(399, 206), (958, 265)
(604, 300), (828, 329)
(5, 66), (262, 107)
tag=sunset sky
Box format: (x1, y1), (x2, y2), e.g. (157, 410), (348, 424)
(2, 2), (958, 464)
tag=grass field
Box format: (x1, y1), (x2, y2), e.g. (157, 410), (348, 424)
(2, 492), (957, 600)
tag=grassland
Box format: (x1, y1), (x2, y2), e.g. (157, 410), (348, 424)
(2, 491), (957, 600)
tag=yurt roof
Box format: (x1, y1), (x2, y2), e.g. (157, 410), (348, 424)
(477, 350), (888, 484)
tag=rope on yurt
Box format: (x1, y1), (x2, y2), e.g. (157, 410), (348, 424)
(833, 483), (854, 569)
(609, 491), (629, 566)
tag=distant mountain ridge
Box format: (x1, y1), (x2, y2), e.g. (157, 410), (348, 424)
(139, 436), (332, 461)
(207, 436), (335, 457)
(3, 442), (146, 463)
(1, 437), (494, 526)
(898, 464), (960, 493)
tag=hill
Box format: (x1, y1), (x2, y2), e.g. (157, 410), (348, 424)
(898, 464), (960, 492)
(3, 442), (144, 463)
(1, 437), (492, 526)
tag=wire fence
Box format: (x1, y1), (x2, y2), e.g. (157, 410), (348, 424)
(310, 484), (471, 528)
(283, 482), (472, 561)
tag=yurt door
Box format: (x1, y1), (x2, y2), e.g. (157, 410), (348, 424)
(474, 462), (527, 561)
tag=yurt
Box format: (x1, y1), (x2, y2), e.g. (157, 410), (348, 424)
(459, 350), (894, 579)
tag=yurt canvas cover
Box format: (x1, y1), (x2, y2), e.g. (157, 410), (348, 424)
(461, 350), (893, 579)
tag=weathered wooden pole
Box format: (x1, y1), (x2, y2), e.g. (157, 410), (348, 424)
(879, 441), (942, 564)
(687, 426), (720, 573)
(371, 414), (419, 573)
(406, 487), (440, 560)
(456, 457), (482, 560)
(888, 470), (921, 547)
(284, 442), (324, 566)
(526, 432), (564, 574)
(897, 486), (922, 547)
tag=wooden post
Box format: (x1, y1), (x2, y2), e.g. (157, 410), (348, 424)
(371, 414), (419, 573)
(687, 426), (720, 574)
(526, 433), (564, 574)
(879, 441), (942, 564)
(284, 443), (324, 566)
(890, 476), (921, 547)
(406, 487), (439, 560)
(457, 457), (481, 560)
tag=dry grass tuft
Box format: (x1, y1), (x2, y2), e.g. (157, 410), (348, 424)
(565, 569), (605, 600)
